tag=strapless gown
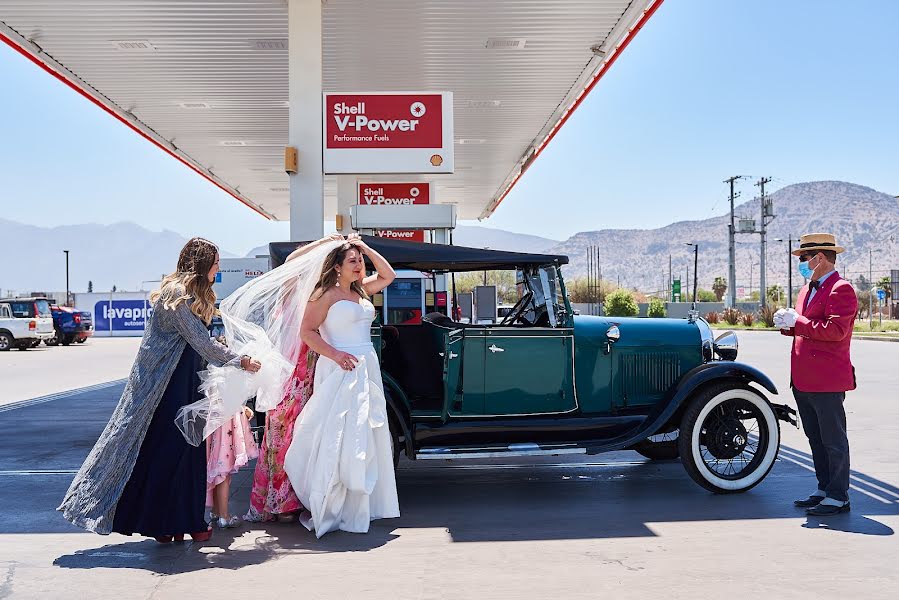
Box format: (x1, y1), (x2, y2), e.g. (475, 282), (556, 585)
(283, 298), (400, 537)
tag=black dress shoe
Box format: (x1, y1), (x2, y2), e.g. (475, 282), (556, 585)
(806, 502), (850, 516)
(794, 495), (824, 508)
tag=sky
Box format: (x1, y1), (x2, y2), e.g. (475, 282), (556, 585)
(1, 0), (898, 256)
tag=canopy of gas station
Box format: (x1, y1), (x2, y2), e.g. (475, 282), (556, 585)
(1, 0), (660, 236)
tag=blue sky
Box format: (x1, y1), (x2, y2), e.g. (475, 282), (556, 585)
(2, 0), (898, 256)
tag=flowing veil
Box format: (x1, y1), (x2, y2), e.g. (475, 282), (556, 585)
(176, 239), (344, 446)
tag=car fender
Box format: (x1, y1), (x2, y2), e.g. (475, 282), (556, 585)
(381, 372), (414, 457)
(646, 362), (779, 433)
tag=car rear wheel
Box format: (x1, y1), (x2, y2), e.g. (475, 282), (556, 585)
(632, 430), (680, 461)
(0, 332), (12, 351)
(45, 332), (59, 346)
(678, 383), (779, 494)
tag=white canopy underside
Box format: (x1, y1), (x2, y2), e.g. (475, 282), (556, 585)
(0, 0), (657, 221)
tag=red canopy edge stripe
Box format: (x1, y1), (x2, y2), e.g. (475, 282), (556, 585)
(0, 29), (273, 221)
(486, 0), (664, 218)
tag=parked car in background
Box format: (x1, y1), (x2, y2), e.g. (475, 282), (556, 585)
(45, 304), (93, 346)
(0, 297), (54, 350)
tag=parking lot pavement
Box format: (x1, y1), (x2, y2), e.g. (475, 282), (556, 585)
(0, 337), (141, 408)
(0, 332), (897, 599)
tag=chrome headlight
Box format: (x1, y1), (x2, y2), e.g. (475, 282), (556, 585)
(714, 331), (739, 361)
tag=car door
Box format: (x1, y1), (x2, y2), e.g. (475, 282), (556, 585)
(478, 326), (577, 416)
(442, 328), (487, 417)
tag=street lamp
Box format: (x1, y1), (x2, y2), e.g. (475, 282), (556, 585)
(685, 243), (698, 307)
(774, 236), (793, 308)
(63, 250), (70, 307)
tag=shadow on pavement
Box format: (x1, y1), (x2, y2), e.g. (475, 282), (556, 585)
(53, 523), (399, 574)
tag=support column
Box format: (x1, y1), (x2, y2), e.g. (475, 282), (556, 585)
(288, 0), (324, 241)
(336, 175), (357, 235)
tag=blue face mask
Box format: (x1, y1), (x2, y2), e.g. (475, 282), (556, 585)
(798, 261), (813, 280)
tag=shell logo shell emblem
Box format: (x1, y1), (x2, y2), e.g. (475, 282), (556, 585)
(430, 154), (443, 167)
(410, 102), (427, 118)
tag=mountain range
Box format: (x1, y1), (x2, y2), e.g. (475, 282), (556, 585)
(2, 181), (896, 296)
(550, 181), (899, 294)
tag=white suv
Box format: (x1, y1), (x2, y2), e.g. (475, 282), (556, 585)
(0, 298), (55, 351)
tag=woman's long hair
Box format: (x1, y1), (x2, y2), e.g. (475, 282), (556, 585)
(310, 243), (369, 301)
(150, 237), (219, 325)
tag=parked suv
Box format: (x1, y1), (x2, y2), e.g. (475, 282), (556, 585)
(0, 297), (54, 350)
(45, 304), (94, 346)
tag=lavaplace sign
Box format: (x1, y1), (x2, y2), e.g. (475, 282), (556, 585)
(324, 92), (454, 174)
(358, 182), (430, 242)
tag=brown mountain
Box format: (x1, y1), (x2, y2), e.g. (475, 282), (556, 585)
(550, 181), (899, 295)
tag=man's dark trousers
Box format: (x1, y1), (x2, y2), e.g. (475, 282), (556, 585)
(793, 389), (850, 502)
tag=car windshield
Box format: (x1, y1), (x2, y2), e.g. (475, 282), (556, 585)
(516, 266), (568, 327)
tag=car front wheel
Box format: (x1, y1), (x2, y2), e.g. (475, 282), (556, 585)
(678, 383), (780, 494)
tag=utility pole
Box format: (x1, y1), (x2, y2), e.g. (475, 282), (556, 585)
(869, 249), (873, 328)
(63, 250), (70, 307)
(668, 254), (672, 302)
(724, 176), (744, 308)
(756, 177), (773, 308)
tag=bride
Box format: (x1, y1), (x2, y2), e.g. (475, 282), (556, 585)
(177, 233), (399, 538)
(284, 234), (400, 536)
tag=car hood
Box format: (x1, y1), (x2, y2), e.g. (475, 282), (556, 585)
(573, 315), (701, 348)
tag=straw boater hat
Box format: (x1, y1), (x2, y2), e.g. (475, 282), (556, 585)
(791, 232), (845, 256)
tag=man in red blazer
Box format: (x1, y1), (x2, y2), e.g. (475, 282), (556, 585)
(775, 233), (857, 516)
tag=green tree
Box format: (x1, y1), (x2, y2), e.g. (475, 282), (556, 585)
(878, 276), (892, 302)
(455, 271), (518, 304)
(604, 289), (638, 317)
(767, 284), (784, 305)
(647, 297), (666, 317)
(712, 276), (727, 302)
(696, 288), (717, 302)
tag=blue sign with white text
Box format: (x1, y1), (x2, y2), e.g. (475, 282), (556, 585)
(94, 300), (153, 331)
(877, 289), (886, 302)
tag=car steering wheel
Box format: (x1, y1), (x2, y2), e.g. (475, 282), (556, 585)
(499, 292), (533, 326)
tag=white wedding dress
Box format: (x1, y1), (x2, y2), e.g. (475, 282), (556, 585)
(284, 298), (400, 537)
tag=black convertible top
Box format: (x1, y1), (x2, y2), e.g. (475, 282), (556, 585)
(269, 235), (568, 272)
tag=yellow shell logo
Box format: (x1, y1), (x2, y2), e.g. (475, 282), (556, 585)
(430, 154), (443, 167)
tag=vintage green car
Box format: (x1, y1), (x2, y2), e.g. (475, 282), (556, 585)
(272, 238), (797, 494)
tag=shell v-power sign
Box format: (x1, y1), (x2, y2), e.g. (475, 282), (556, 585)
(323, 92), (454, 174)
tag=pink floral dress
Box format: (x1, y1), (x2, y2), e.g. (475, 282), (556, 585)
(205, 411), (259, 506)
(245, 344), (317, 521)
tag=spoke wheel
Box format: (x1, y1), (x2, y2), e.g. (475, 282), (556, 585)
(678, 384), (779, 494)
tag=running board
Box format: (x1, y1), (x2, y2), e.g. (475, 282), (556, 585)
(416, 442), (586, 460)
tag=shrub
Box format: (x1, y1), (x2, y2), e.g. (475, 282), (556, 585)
(722, 307), (741, 326)
(697, 288), (717, 303)
(758, 304), (777, 328)
(647, 297), (666, 318)
(741, 312), (755, 327)
(705, 311), (720, 324)
(604, 289), (639, 317)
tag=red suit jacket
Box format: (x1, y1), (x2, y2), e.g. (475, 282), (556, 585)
(781, 272), (857, 392)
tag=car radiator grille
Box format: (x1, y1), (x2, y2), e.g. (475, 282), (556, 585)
(619, 352), (682, 406)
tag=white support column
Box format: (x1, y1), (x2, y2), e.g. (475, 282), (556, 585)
(336, 175), (357, 235)
(288, 0), (324, 241)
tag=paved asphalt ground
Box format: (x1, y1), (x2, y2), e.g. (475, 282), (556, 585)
(0, 332), (897, 599)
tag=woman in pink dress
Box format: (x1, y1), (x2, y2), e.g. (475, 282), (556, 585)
(244, 233), (341, 523)
(207, 406), (259, 527)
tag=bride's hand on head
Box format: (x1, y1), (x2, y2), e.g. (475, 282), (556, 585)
(332, 351), (358, 371)
(325, 232), (344, 243)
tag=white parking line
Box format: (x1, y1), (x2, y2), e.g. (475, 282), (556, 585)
(0, 379), (125, 414)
